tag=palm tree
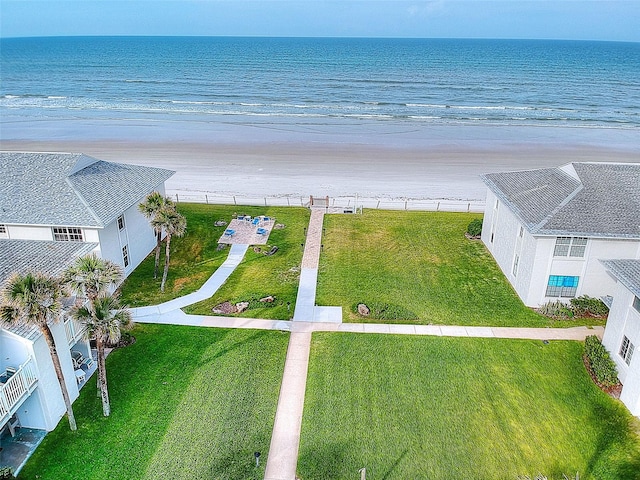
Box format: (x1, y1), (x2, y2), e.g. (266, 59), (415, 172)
(0, 272), (77, 430)
(62, 254), (123, 309)
(152, 205), (187, 292)
(139, 192), (173, 279)
(70, 293), (131, 416)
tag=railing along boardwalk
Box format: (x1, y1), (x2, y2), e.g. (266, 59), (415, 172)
(0, 357), (38, 426)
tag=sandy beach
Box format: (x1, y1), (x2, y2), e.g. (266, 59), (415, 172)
(2, 119), (639, 204)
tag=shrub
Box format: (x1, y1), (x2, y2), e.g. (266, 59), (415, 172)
(538, 300), (574, 319)
(466, 218), (483, 237)
(570, 296), (609, 317)
(584, 335), (619, 388)
(0, 467), (15, 480)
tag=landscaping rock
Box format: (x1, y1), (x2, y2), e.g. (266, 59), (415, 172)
(274, 223), (286, 229)
(357, 303), (370, 316)
(260, 295), (275, 303)
(212, 301), (236, 314)
(253, 246), (262, 253)
(214, 220), (227, 227)
(216, 243), (227, 251)
(235, 301), (250, 313)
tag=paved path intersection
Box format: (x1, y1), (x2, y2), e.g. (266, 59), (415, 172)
(131, 209), (603, 480)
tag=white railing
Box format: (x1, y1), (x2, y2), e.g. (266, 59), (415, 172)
(64, 318), (86, 346)
(0, 357), (38, 425)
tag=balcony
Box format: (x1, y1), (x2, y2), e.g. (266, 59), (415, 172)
(64, 317), (86, 346)
(0, 357), (38, 427)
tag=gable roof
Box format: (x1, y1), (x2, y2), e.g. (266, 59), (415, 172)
(482, 162), (640, 238)
(601, 259), (640, 299)
(0, 239), (98, 341)
(0, 152), (174, 228)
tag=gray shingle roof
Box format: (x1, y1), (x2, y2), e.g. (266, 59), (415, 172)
(482, 162), (640, 238)
(1, 152), (174, 227)
(0, 239), (98, 341)
(601, 259), (640, 299)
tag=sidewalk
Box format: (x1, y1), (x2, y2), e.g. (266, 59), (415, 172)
(130, 244), (249, 319)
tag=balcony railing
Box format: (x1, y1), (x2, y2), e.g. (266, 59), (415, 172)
(64, 317), (86, 346)
(0, 357), (38, 426)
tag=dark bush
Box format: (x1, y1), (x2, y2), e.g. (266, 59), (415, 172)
(570, 296), (609, 317)
(584, 335), (619, 387)
(467, 218), (483, 237)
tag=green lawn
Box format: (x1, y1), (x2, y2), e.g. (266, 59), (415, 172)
(183, 208), (309, 319)
(119, 204), (308, 319)
(316, 210), (601, 327)
(19, 324), (289, 480)
(298, 333), (640, 479)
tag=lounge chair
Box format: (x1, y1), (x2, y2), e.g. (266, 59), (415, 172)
(224, 228), (236, 237)
(256, 227), (267, 235)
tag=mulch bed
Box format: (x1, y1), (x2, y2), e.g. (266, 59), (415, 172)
(583, 354), (622, 399)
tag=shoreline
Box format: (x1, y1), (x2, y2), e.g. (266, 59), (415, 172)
(2, 119), (639, 202)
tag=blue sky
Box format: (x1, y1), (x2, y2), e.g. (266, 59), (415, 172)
(1, 0), (639, 41)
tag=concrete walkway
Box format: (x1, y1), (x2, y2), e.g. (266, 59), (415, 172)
(265, 208), (326, 480)
(124, 211), (605, 480)
(130, 244), (249, 319)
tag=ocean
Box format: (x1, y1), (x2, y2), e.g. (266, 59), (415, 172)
(1, 36), (639, 131)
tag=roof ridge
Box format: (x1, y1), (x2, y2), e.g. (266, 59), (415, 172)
(64, 174), (104, 227)
(530, 167), (584, 233)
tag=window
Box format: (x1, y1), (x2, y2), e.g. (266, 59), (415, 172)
(117, 215), (126, 231)
(122, 245), (130, 268)
(633, 296), (640, 314)
(512, 254), (520, 277)
(53, 227), (83, 242)
(619, 336), (635, 366)
(0, 224), (7, 238)
(546, 275), (579, 298)
(553, 237), (587, 257)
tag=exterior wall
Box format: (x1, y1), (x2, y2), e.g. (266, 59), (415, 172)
(482, 189), (640, 307)
(97, 186), (162, 277)
(3, 224), (100, 244)
(1, 322), (82, 431)
(481, 191), (536, 304)
(29, 322), (81, 431)
(602, 283), (640, 417)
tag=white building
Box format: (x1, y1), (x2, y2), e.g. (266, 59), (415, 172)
(0, 152), (174, 276)
(1, 240), (97, 435)
(1, 152), (173, 439)
(481, 162), (640, 307)
(601, 260), (640, 417)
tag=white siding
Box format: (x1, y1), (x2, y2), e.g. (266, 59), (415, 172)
(602, 283), (640, 417)
(482, 189), (640, 307)
(6, 225), (54, 241)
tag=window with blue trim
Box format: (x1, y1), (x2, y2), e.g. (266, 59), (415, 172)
(546, 275), (579, 298)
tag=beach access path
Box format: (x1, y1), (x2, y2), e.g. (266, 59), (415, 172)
(131, 208), (603, 480)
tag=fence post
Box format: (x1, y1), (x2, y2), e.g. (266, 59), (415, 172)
(467, 202), (470, 213)
(404, 200), (408, 210)
(437, 201), (440, 211)
(233, 196), (237, 205)
(264, 197), (267, 207)
(376, 200), (380, 209)
(287, 197), (290, 206)
(205, 195), (208, 204)
(175, 194), (179, 203)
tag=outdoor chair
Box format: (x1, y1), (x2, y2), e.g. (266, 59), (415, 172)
(224, 229), (236, 237)
(256, 227), (267, 236)
(71, 350), (84, 369)
(252, 217), (260, 226)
